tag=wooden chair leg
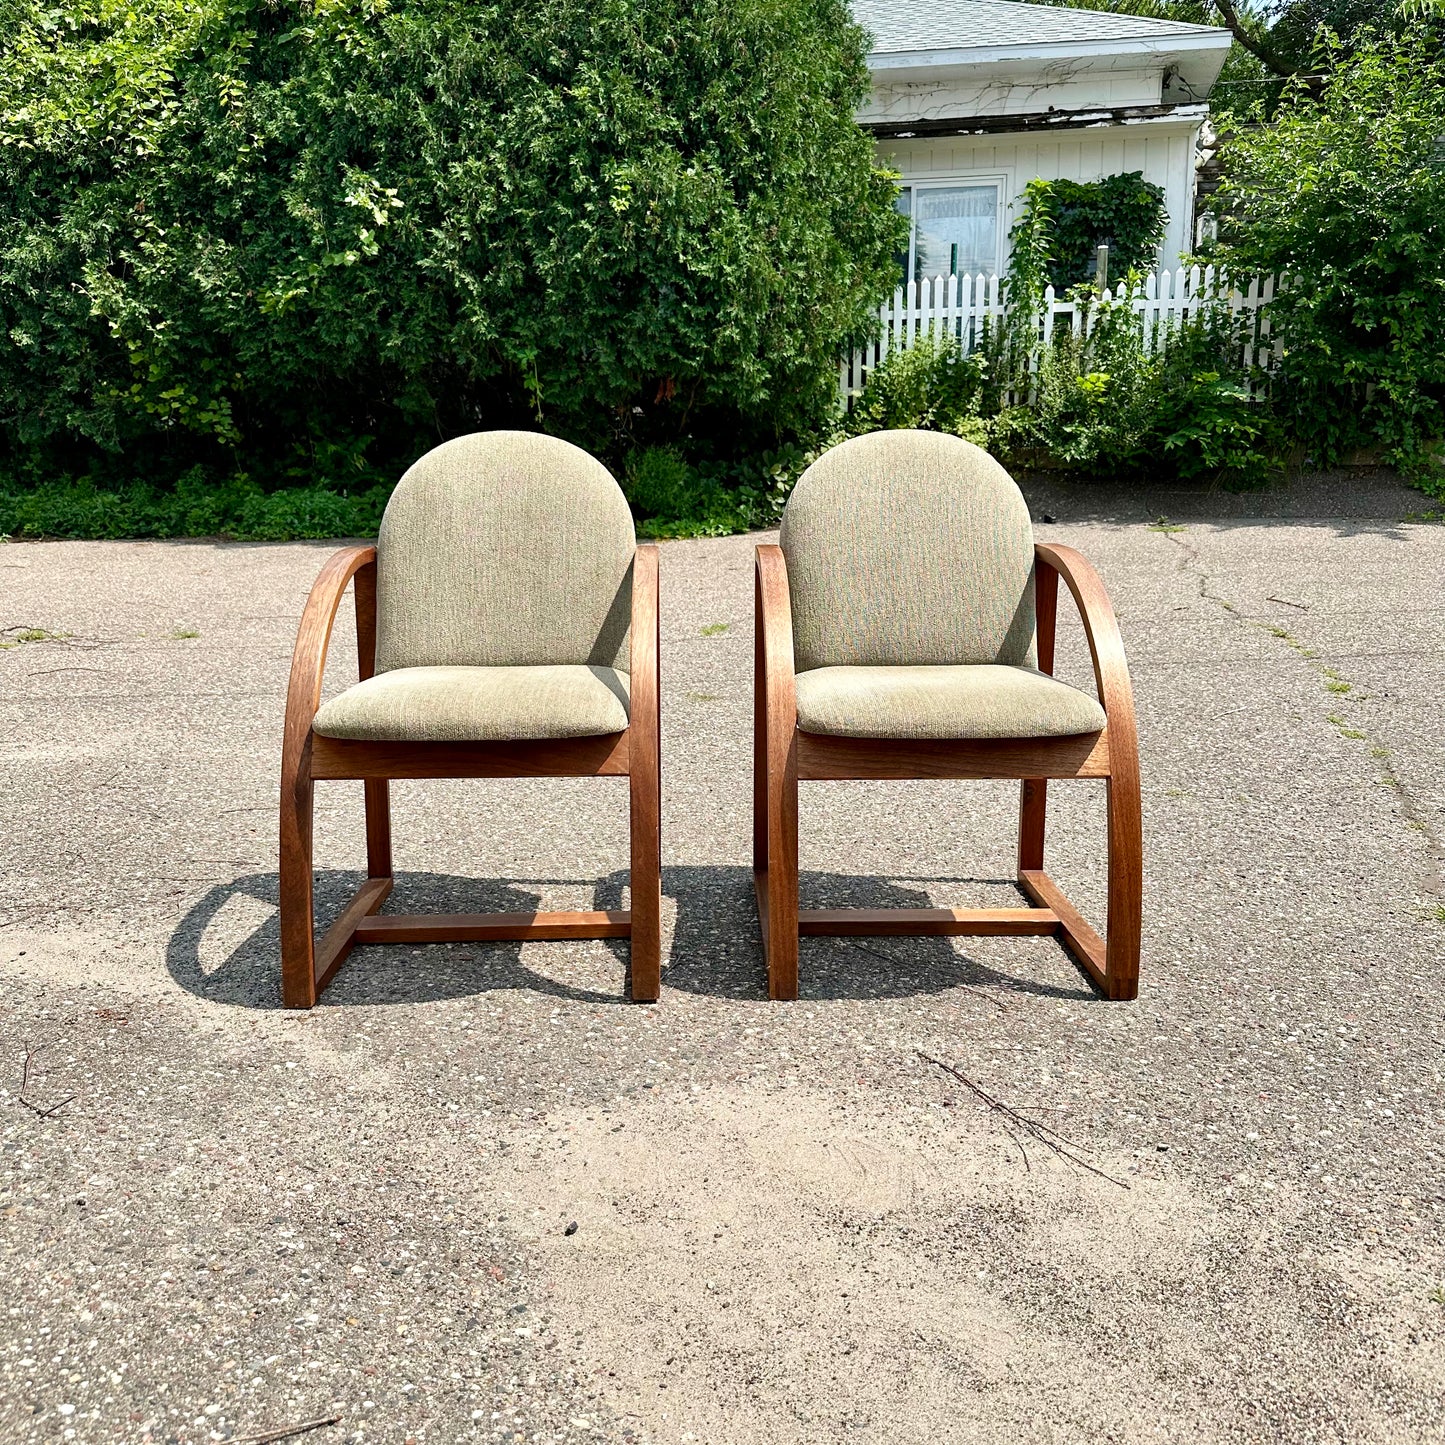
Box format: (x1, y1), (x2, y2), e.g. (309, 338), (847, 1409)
(753, 666), (768, 880)
(752, 588), (776, 885)
(279, 770), (317, 1008)
(364, 779), (392, 880)
(1018, 777), (1047, 872)
(629, 741), (662, 1004)
(1104, 771), (1143, 1000)
(764, 731), (800, 1001)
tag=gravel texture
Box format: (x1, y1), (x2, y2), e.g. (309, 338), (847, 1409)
(1, 489), (1442, 1443)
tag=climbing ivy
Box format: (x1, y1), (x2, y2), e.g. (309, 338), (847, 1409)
(1009, 173), (1168, 291)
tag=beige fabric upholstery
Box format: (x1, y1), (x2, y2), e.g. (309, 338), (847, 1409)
(794, 665), (1106, 740)
(375, 431), (636, 673)
(312, 665), (630, 742)
(781, 430), (1037, 673)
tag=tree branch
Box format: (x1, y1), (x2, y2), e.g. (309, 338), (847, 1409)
(1210, 0), (1296, 78)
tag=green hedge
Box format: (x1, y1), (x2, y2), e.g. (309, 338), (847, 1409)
(0, 474), (389, 541)
(1215, 27), (1445, 481)
(0, 0), (904, 507)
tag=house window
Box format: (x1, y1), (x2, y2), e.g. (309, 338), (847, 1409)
(896, 182), (1003, 283)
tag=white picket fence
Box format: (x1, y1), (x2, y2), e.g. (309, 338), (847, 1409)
(840, 266), (1281, 400)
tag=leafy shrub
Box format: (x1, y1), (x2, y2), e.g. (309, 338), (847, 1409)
(1149, 314), (1277, 483)
(1215, 27), (1445, 486)
(1020, 297), (1275, 485)
(1019, 298), (1161, 471)
(843, 287), (1277, 487)
(624, 448), (704, 520)
(842, 333), (990, 442)
(1154, 370), (1273, 482)
(0, 0), (905, 504)
(620, 438), (834, 536)
(621, 445), (735, 536)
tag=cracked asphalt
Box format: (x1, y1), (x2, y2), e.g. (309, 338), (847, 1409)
(1, 473), (1443, 1444)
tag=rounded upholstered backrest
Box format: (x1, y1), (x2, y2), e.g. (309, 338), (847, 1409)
(375, 431), (635, 673)
(780, 430), (1036, 672)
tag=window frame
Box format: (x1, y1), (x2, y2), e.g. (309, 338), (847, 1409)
(896, 173), (1010, 284)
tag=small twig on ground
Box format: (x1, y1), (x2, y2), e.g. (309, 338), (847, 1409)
(14, 1044), (74, 1121)
(1010, 1131), (1031, 1174)
(22, 1094), (75, 1120)
(837, 939), (1007, 1012)
(918, 1051), (1130, 1190)
(231, 1415), (342, 1445)
(1266, 594), (1309, 609)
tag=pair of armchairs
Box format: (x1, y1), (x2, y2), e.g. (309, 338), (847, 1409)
(280, 430), (1140, 1008)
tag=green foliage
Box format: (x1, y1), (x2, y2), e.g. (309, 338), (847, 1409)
(1268, 0), (1432, 71)
(1145, 308), (1277, 481)
(841, 333), (990, 442)
(1007, 174), (1167, 292)
(998, 174), (1169, 410)
(0, 472), (388, 540)
(842, 287), (1276, 488)
(618, 441), (822, 537)
(0, 0), (905, 505)
(1018, 296), (1275, 484)
(1154, 370), (1273, 481)
(623, 445), (739, 536)
(1021, 308), (1161, 472)
(1215, 27), (1445, 485)
(1007, 180), (1057, 319)
(1048, 175), (1168, 289)
(623, 447), (703, 520)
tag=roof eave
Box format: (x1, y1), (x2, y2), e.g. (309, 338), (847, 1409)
(866, 30), (1234, 99)
(867, 31), (1234, 74)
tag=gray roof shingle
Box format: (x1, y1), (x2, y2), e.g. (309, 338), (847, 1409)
(854, 0), (1227, 54)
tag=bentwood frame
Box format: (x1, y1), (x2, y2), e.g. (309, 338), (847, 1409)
(753, 541), (1142, 1001)
(279, 545), (661, 1007)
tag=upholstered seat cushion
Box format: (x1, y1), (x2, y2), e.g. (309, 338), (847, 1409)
(312, 665), (630, 743)
(793, 664), (1106, 740)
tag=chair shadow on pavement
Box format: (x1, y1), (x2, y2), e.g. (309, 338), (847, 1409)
(167, 870), (631, 1011)
(618, 864), (1097, 1004)
(168, 865), (1095, 1010)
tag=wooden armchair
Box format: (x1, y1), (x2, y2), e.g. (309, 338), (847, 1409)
(753, 429), (1141, 1001)
(279, 431), (661, 1007)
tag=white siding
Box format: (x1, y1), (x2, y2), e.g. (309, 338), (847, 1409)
(878, 118), (1202, 272)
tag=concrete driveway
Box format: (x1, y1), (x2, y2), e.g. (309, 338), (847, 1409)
(1, 493), (1442, 1443)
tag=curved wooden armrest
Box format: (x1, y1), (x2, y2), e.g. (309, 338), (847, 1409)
(1033, 541), (1137, 747)
(755, 544), (796, 731)
(630, 544), (661, 743)
(281, 545), (378, 782)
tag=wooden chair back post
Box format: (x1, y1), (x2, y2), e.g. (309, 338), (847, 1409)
(352, 554), (393, 882)
(1018, 552), (1060, 872)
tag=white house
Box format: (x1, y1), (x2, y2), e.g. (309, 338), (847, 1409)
(853, 0), (1233, 279)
